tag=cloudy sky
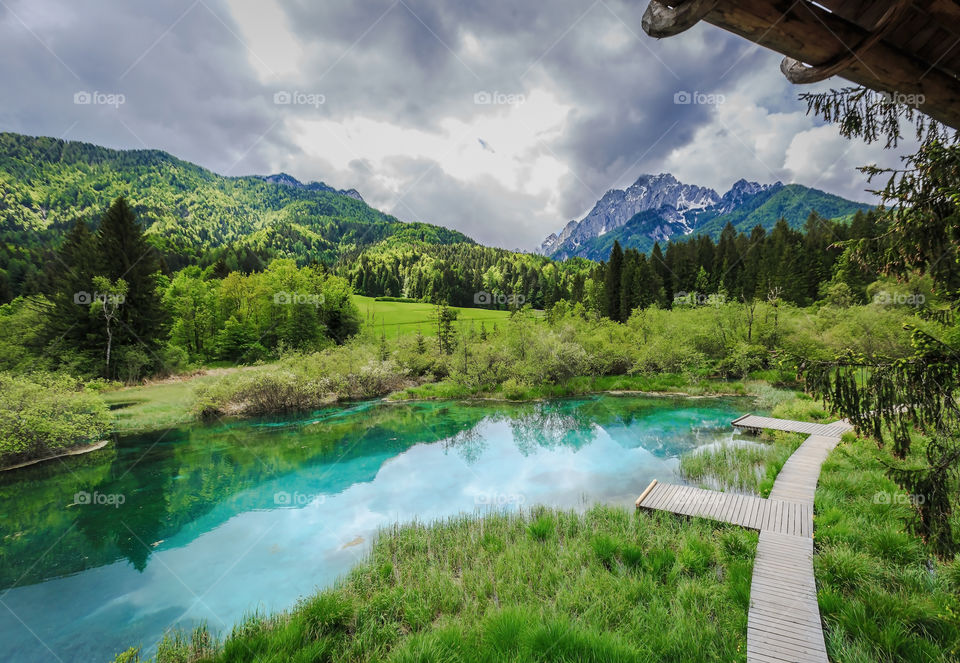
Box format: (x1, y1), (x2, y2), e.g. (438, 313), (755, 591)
(0, 0), (912, 249)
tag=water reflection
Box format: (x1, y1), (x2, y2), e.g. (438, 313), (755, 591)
(0, 394), (750, 663)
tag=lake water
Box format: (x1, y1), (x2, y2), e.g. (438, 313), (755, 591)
(0, 395), (752, 663)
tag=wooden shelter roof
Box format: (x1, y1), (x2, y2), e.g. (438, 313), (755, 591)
(642, 0), (960, 129)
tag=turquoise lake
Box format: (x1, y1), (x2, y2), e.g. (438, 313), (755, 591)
(0, 395), (754, 662)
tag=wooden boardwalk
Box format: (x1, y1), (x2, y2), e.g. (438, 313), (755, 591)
(637, 483), (813, 537)
(732, 414), (850, 439)
(637, 416), (852, 663)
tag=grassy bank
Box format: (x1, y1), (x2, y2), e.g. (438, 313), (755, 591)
(102, 364), (783, 433)
(815, 434), (960, 661)
(387, 372), (763, 401)
(113, 505), (757, 663)
(102, 378), (212, 433)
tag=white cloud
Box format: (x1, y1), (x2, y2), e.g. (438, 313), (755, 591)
(661, 65), (912, 202)
(225, 0), (305, 80)
(0, 0), (923, 252)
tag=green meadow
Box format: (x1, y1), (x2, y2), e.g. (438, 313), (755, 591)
(353, 295), (519, 339)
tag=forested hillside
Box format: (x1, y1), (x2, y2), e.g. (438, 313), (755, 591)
(0, 132), (470, 301)
(345, 210), (884, 313)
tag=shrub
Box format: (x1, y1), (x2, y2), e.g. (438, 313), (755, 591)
(591, 534), (619, 568)
(193, 344), (411, 417)
(716, 342), (766, 378)
(0, 371), (111, 465)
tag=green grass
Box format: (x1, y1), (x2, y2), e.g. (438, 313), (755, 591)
(770, 393), (834, 423)
(814, 434), (960, 661)
(101, 375), (225, 432)
(114, 505), (757, 663)
(353, 295), (518, 338)
(679, 432), (805, 496)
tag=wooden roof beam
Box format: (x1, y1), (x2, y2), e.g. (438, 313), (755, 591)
(641, 0), (960, 130)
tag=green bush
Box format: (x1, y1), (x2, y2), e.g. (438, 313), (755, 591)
(0, 371), (111, 465)
(528, 514), (555, 541)
(193, 343), (411, 417)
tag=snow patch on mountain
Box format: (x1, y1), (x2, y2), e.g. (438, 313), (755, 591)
(537, 174), (779, 258)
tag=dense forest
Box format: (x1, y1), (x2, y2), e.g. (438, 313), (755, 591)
(1, 193), (893, 391)
(593, 210), (884, 321)
(344, 242), (594, 308)
(2, 197), (363, 380)
(0, 132), (469, 302)
(345, 209), (884, 315)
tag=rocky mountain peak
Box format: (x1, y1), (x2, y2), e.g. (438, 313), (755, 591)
(258, 173), (364, 201)
(536, 173), (719, 257)
(717, 178), (781, 213)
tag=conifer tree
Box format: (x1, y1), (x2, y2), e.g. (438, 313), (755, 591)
(45, 219), (100, 356)
(604, 240), (623, 321)
(93, 197), (167, 376)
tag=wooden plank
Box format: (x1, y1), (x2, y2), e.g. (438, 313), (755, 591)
(668, 486), (689, 514)
(646, 484), (668, 510)
(635, 479), (658, 508)
(656, 483), (680, 510)
(723, 494), (740, 523)
(688, 486), (710, 519)
(743, 496), (759, 527)
(741, 496), (755, 528)
(643, 484), (665, 510)
(750, 497), (764, 529)
(703, 491), (724, 520)
(728, 494), (744, 524)
(722, 494), (741, 523)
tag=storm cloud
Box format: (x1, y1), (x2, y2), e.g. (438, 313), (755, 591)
(0, 0), (909, 249)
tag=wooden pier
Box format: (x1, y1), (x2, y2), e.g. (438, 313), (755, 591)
(637, 415), (852, 663)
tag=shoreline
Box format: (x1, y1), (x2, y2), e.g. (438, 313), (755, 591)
(110, 382), (761, 436)
(1, 439), (110, 472)
(384, 388), (747, 403)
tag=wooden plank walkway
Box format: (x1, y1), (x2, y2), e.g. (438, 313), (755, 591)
(637, 417), (851, 663)
(637, 483), (812, 537)
(749, 532), (826, 663)
(732, 414), (851, 439)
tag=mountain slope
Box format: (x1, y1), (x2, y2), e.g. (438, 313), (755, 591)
(539, 174), (870, 260)
(539, 173), (719, 257)
(0, 132), (471, 291)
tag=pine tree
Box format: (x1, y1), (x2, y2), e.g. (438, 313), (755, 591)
(694, 266), (710, 303)
(649, 243), (670, 305)
(604, 241), (623, 321)
(95, 197), (167, 374)
(44, 219), (100, 356)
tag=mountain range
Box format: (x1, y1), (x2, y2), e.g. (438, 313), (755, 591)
(537, 173), (871, 261)
(0, 132), (470, 270)
(0, 131), (872, 303)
